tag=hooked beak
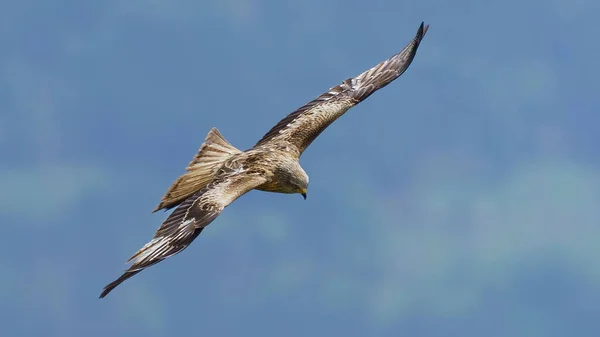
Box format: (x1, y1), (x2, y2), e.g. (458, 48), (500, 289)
(300, 188), (307, 200)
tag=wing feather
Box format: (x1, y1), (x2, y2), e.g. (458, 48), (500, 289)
(99, 173), (266, 298)
(254, 22), (429, 154)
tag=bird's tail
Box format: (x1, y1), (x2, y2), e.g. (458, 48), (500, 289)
(153, 127), (241, 212)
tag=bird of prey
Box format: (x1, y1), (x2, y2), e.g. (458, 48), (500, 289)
(100, 22), (428, 298)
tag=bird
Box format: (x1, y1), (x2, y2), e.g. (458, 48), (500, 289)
(100, 22), (429, 298)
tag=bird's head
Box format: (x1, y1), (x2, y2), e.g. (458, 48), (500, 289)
(292, 168), (309, 200)
(299, 187), (308, 200)
(285, 160), (309, 200)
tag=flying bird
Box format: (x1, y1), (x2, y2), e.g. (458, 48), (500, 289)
(100, 22), (429, 298)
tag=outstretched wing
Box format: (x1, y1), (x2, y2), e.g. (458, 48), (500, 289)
(99, 173), (266, 298)
(254, 22), (429, 155)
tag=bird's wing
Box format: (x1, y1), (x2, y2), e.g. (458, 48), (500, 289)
(254, 22), (428, 155)
(100, 173), (266, 298)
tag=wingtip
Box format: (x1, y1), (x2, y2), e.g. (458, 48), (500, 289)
(99, 269), (142, 299)
(418, 21), (430, 39)
(99, 277), (121, 299)
(99, 285), (112, 299)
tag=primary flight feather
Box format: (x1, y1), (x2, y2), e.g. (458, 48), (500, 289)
(100, 22), (429, 298)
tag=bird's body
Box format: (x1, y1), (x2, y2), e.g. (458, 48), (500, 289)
(213, 144), (308, 195)
(100, 22), (429, 298)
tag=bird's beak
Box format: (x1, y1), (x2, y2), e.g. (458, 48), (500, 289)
(300, 188), (307, 200)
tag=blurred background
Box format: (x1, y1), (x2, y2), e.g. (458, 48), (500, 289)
(2, 0), (600, 336)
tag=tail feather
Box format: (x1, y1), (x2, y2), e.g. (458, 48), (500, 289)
(153, 128), (241, 212)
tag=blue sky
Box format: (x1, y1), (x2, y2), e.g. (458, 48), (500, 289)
(2, 0), (600, 336)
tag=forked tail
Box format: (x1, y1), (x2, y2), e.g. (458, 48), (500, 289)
(153, 127), (241, 212)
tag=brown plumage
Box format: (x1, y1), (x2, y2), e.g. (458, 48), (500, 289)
(100, 22), (429, 298)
